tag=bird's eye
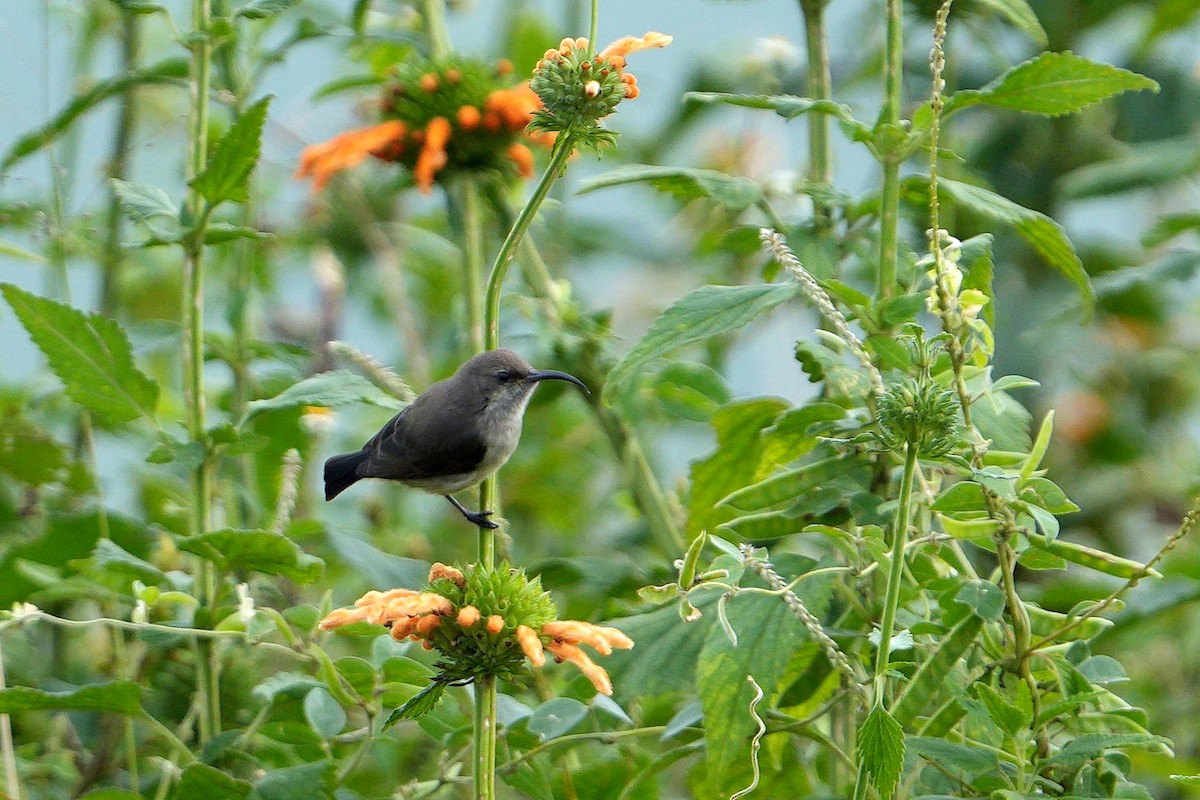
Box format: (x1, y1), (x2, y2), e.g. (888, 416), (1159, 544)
(496, 370), (512, 382)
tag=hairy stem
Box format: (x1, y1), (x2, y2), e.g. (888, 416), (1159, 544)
(799, 0), (832, 230)
(876, 0), (904, 300)
(873, 443), (919, 706)
(185, 0), (218, 745)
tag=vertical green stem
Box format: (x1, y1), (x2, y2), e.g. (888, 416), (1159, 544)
(876, 0), (904, 301)
(422, 0), (452, 59)
(588, 0), (599, 51)
(0, 639), (19, 800)
(872, 443), (919, 706)
(854, 442), (919, 800)
(473, 133), (574, 800)
(461, 178), (486, 354)
(799, 0), (832, 231)
(185, 0), (218, 745)
(100, 9), (140, 316)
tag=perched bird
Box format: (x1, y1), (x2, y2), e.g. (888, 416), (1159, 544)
(323, 348), (588, 528)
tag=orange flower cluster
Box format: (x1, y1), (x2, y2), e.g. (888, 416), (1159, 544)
(319, 563), (634, 695)
(296, 59), (552, 194)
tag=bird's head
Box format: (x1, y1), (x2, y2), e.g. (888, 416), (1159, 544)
(459, 349), (589, 417)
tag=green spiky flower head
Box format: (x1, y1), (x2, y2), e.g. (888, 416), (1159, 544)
(877, 379), (959, 457)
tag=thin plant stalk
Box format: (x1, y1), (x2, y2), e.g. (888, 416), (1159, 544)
(472, 133), (574, 800)
(100, 9), (140, 316)
(185, 0), (219, 744)
(799, 0), (832, 231)
(460, 177), (487, 354)
(0, 639), (19, 800)
(423, 0), (452, 59)
(876, 0), (904, 300)
(872, 442), (919, 706)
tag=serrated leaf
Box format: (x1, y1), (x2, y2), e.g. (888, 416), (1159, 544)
(947, 51), (1158, 117)
(190, 97), (270, 206)
(527, 698), (588, 740)
(1042, 733), (1169, 769)
(2, 59), (188, 170)
(606, 284), (802, 397)
(111, 179), (176, 221)
(936, 178), (1093, 313)
(975, 683), (1028, 736)
(176, 763), (253, 800)
(303, 687), (347, 738)
(698, 591), (804, 791)
(243, 369), (402, 422)
(383, 682), (446, 728)
(0, 682), (143, 715)
(858, 705), (905, 797)
(578, 164), (763, 211)
(177, 529), (323, 582)
(1, 284), (158, 424)
(686, 399), (790, 536)
(606, 595), (718, 701)
(892, 613), (984, 727)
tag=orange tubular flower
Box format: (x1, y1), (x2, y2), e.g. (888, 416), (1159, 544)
(319, 563), (633, 699)
(296, 57), (553, 194)
(413, 116), (451, 193)
(547, 641), (614, 696)
(295, 120), (407, 193)
(599, 31), (673, 62)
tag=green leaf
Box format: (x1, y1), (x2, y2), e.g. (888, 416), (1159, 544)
(1042, 734), (1169, 769)
(685, 91), (856, 122)
(253, 672), (324, 703)
(892, 614), (984, 727)
(931, 481), (988, 514)
(606, 595), (717, 701)
(908, 737), (999, 780)
(382, 682), (446, 728)
(1020, 410), (1054, 484)
(303, 687), (347, 738)
(91, 539), (166, 584)
(1077, 654), (1128, 686)
(1, 284), (158, 424)
(177, 529), (324, 582)
(191, 97), (271, 207)
(0, 682), (142, 715)
(526, 697), (589, 740)
(947, 51), (1158, 117)
(0, 239), (46, 263)
(578, 164), (763, 211)
(0, 415), (67, 486)
(955, 579), (1005, 620)
(718, 510), (807, 541)
(2, 59), (188, 170)
(252, 760), (335, 800)
(243, 370), (402, 421)
(1025, 537), (1159, 580)
(236, 0), (299, 18)
(111, 179), (176, 220)
(1061, 137), (1200, 199)
(687, 399), (790, 536)
(176, 763), (253, 800)
(720, 455), (862, 512)
(975, 683), (1029, 736)
(968, 0), (1047, 45)
(606, 284), (802, 398)
(857, 705), (905, 797)
(936, 178), (1094, 313)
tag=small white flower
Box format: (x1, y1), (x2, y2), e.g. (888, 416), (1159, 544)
(11, 602), (39, 619)
(132, 599), (149, 625)
(237, 583), (256, 625)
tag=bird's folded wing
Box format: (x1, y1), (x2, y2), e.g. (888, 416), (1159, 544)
(362, 403), (488, 480)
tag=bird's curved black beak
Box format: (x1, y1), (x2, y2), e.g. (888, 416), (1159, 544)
(528, 369), (590, 394)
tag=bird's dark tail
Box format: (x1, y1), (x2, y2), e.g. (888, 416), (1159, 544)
(324, 450), (368, 501)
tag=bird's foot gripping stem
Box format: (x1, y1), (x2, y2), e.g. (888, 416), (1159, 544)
(445, 495), (499, 529)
